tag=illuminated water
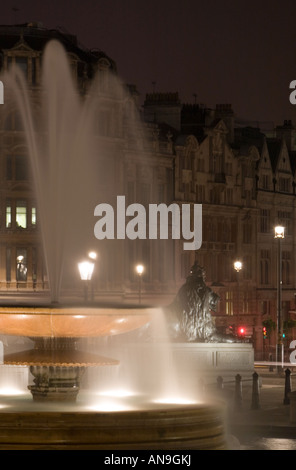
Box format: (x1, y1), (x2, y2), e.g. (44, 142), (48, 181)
(0, 40), (225, 451)
(3, 39), (140, 303)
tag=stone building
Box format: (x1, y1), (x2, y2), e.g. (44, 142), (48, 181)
(0, 23), (176, 304)
(144, 94), (296, 355)
(0, 23), (295, 356)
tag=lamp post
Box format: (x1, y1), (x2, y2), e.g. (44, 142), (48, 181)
(234, 260), (242, 331)
(274, 225), (285, 371)
(78, 260), (95, 302)
(136, 264), (144, 304)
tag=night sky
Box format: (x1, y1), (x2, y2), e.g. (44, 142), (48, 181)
(1, 0), (296, 126)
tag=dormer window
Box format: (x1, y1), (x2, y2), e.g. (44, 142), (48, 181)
(8, 56), (27, 76)
(5, 37), (39, 85)
(7, 55), (37, 85)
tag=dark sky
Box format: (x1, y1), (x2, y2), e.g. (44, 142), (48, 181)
(2, 0), (296, 125)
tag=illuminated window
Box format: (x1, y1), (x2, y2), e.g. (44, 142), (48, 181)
(16, 201), (27, 228)
(16, 249), (27, 282)
(6, 202), (11, 228)
(31, 207), (37, 226)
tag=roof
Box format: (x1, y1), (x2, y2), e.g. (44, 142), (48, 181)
(266, 138), (282, 172)
(0, 23), (117, 75)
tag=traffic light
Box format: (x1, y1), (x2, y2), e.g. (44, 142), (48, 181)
(263, 326), (267, 339)
(238, 326), (246, 337)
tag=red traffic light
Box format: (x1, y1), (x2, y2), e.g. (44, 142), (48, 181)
(238, 327), (245, 336)
(263, 326), (267, 339)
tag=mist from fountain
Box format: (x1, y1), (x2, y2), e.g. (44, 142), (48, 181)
(0, 39), (199, 404)
(86, 308), (200, 409)
(3, 40), (139, 303)
(0, 40), (229, 450)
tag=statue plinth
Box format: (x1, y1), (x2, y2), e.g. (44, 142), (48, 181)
(171, 342), (254, 382)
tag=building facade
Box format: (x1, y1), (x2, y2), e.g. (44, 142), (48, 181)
(0, 23), (295, 356)
(0, 23), (176, 304)
(144, 93), (296, 356)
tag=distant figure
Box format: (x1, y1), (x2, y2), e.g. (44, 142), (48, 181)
(166, 262), (239, 343)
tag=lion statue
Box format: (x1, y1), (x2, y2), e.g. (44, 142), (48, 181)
(165, 262), (240, 343)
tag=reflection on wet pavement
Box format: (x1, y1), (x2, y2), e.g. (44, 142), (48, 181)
(241, 438), (296, 450)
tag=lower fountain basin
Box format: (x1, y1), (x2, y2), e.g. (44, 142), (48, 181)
(0, 402), (227, 450)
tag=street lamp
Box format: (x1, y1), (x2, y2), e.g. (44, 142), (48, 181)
(274, 226), (285, 239)
(233, 260), (242, 329)
(136, 264), (144, 304)
(88, 251), (97, 261)
(234, 261), (242, 273)
(78, 260), (95, 302)
(274, 225), (285, 371)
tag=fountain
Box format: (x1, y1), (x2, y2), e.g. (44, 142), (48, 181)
(0, 40), (228, 449)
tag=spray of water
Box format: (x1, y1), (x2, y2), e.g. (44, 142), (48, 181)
(2, 40), (141, 302)
(0, 40), (201, 409)
(86, 308), (201, 407)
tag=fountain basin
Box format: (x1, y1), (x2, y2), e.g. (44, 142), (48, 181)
(0, 306), (153, 402)
(0, 402), (227, 450)
(0, 306), (152, 338)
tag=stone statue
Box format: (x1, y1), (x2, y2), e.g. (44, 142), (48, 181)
(166, 262), (240, 343)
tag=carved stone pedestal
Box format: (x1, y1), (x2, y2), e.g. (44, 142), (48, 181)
(28, 365), (85, 402)
(4, 337), (119, 402)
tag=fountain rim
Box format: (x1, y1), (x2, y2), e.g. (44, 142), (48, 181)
(0, 400), (227, 449)
(0, 304), (155, 338)
(0, 305), (153, 316)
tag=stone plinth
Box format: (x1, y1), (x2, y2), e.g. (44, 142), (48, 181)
(125, 341), (254, 393)
(171, 342), (254, 382)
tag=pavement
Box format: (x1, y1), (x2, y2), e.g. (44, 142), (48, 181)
(220, 365), (296, 449)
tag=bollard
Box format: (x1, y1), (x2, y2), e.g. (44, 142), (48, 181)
(234, 374), (242, 410)
(283, 368), (291, 405)
(251, 371), (260, 409)
(217, 376), (224, 390)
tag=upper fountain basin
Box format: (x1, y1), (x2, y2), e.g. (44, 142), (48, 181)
(0, 306), (153, 338)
